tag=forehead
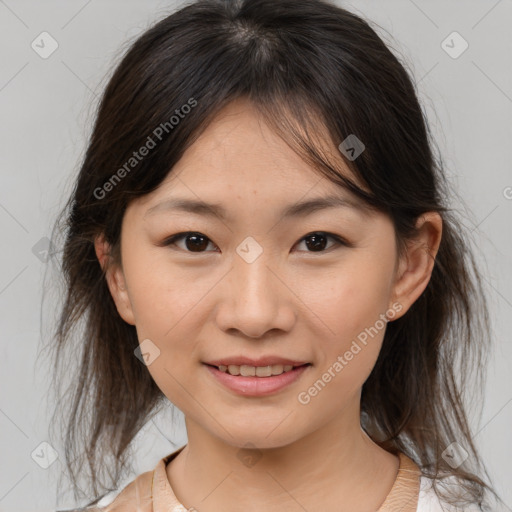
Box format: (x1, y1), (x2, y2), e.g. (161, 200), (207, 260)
(153, 98), (361, 196)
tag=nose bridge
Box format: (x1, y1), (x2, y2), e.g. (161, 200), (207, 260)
(233, 244), (279, 310)
(216, 238), (294, 337)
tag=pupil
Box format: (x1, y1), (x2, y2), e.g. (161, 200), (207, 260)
(306, 233), (327, 251)
(186, 234), (208, 251)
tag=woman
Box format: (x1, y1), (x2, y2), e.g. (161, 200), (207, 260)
(48, 0), (504, 510)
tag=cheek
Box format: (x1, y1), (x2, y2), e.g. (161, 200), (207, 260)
(297, 270), (391, 411)
(122, 245), (213, 340)
(122, 248), (207, 408)
(121, 245), (218, 399)
(300, 256), (394, 343)
(297, 249), (396, 392)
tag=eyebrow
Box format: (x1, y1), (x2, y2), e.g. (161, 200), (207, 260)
(144, 194), (371, 221)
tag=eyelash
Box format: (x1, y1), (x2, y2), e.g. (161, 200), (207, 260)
(160, 231), (351, 254)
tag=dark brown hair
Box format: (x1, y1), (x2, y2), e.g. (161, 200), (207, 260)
(42, 0), (503, 509)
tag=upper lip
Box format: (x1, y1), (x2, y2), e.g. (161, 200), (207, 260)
(204, 356), (310, 367)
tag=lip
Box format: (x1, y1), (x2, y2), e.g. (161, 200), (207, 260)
(204, 356), (309, 367)
(204, 363), (311, 397)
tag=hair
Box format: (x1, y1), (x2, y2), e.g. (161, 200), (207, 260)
(41, 0), (504, 509)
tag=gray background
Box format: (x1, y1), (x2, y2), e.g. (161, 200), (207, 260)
(0, 1), (511, 510)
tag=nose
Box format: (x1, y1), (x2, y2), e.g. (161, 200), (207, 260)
(215, 252), (296, 339)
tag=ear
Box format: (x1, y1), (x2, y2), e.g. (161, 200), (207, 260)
(94, 234), (136, 326)
(388, 212), (443, 320)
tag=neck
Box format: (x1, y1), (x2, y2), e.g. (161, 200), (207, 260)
(166, 402), (400, 512)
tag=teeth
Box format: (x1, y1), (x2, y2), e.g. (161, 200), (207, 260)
(217, 364), (296, 377)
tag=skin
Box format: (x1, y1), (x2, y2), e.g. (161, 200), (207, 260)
(95, 98), (442, 512)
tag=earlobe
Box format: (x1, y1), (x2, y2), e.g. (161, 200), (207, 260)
(94, 234), (136, 326)
(389, 212), (443, 320)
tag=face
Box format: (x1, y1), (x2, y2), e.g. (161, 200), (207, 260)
(98, 98), (438, 450)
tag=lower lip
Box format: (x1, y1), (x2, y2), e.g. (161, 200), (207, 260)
(204, 364), (311, 397)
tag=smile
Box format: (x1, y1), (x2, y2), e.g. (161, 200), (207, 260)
(203, 363), (311, 396)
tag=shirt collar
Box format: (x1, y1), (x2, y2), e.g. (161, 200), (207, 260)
(150, 446), (420, 511)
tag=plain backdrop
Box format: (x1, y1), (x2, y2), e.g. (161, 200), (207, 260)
(0, 1), (511, 510)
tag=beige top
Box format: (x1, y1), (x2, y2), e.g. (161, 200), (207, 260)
(100, 446), (421, 511)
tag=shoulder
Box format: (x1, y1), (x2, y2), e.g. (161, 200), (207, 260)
(74, 469), (155, 511)
(417, 475), (482, 512)
(72, 445), (187, 511)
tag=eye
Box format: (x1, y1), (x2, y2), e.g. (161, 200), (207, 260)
(161, 231), (349, 254)
(162, 231), (218, 253)
(294, 231), (348, 253)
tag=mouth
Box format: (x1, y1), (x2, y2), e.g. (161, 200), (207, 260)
(203, 362), (312, 397)
(204, 362), (311, 377)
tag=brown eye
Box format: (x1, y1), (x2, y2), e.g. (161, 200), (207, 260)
(163, 232), (217, 252)
(295, 232), (347, 253)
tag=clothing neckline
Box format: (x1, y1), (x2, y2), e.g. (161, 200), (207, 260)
(151, 445), (421, 512)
